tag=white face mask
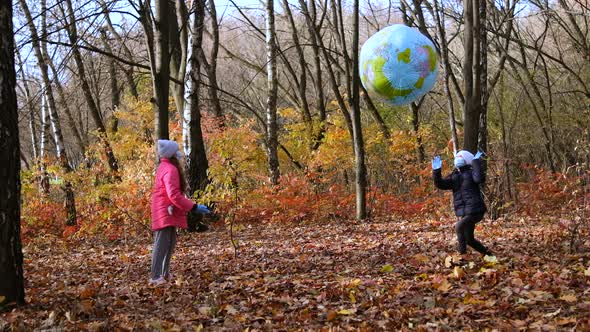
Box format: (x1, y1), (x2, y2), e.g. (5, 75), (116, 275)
(454, 157), (466, 168)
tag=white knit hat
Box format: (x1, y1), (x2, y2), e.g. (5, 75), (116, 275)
(157, 139), (180, 159)
(455, 150), (475, 165)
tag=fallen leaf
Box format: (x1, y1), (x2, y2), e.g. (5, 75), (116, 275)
(544, 308), (561, 318)
(433, 277), (452, 292)
(198, 306), (212, 316)
(326, 311), (338, 321)
(559, 294), (577, 302)
(225, 305), (238, 315)
(413, 254), (429, 263)
(87, 321), (107, 332)
(463, 294), (484, 305)
(380, 264), (394, 273)
(42, 311), (56, 328)
(453, 266), (465, 279)
(348, 279), (362, 288)
(511, 277), (524, 287)
(483, 255), (497, 264)
(556, 317), (576, 326)
(77, 299), (95, 315)
(175, 275), (185, 286)
(349, 291), (356, 303)
(584, 266), (590, 276)
(424, 297), (436, 309)
(337, 308), (356, 315)
(529, 290), (553, 301)
(444, 256), (453, 268)
(415, 273), (428, 281)
(79, 286), (97, 299)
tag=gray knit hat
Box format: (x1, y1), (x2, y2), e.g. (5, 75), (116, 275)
(157, 139), (180, 159)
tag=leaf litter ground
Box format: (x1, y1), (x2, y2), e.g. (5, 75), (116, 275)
(2, 217), (590, 331)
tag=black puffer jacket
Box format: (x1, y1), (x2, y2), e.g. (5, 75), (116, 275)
(433, 159), (486, 216)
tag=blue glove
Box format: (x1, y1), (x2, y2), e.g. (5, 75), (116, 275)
(474, 151), (484, 160)
(193, 204), (211, 214)
(431, 156), (442, 170)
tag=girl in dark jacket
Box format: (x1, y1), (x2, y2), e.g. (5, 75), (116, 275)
(432, 150), (492, 257)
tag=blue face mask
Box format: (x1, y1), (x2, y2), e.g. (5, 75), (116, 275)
(454, 157), (466, 168)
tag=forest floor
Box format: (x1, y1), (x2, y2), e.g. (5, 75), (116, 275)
(1, 216), (590, 331)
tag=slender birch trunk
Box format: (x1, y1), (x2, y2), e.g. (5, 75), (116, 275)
(265, 0), (280, 185)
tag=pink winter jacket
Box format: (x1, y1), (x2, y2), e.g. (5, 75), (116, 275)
(151, 159), (195, 231)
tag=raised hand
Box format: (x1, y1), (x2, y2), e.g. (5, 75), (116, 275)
(432, 156), (442, 170)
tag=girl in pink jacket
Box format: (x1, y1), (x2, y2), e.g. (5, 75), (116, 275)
(150, 139), (210, 285)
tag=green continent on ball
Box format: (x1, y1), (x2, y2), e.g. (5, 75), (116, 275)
(424, 45), (437, 71)
(397, 48), (411, 63)
(371, 56), (413, 99)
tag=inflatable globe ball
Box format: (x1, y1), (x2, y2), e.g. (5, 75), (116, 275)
(360, 24), (439, 106)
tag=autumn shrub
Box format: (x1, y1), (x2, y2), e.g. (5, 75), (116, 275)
(20, 97), (588, 243)
(516, 165), (588, 216)
(73, 99), (155, 240)
(21, 98), (155, 242)
(20, 191), (67, 241)
(198, 109), (448, 224)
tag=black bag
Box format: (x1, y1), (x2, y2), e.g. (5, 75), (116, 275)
(187, 211), (209, 232)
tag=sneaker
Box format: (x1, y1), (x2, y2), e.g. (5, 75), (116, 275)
(164, 273), (174, 281)
(149, 277), (167, 286)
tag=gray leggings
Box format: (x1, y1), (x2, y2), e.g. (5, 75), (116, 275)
(151, 226), (177, 279)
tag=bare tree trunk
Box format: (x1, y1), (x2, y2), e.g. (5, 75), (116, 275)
(495, 77), (514, 201)
(400, 4), (426, 160)
(265, 0), (280, 185)
(42, 0), (85, 153)
(304, 0), (327, 150)
(462, 0), (483, 153)
(63, 0), (119, 176)
(138, 0), (171, 141)
(334, 0), (352, 98)
(299, 0), (353, 134)
(39, 93), (50, 194)
(0, 0), (25, 306)
(410, 101), (426, 162)
(204, 0), (224, 124)
(100, 28), (121, 133)
(153, 0), (171, 139)
(477, 0), (488, 161)
(28, 96), (39, 160)
(20, 0), (77, 225)
(556, 0), (589, 55)
(361, 85), (391, 140)
(350, 0), (367, 219)
(16, 50), (39, 161)
(98, 0), (138, 99)
(186, 0), (209, 194)
(433, 0), (458, 153)
(47, 58), (87, 152)
(508, 59), (557, 172)
(283, 0), (314, 147)
(170, 0), (189, 118)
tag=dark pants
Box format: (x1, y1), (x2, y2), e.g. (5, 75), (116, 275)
(455, 213), (489, 254)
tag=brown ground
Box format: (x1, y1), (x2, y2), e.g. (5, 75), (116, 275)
(2, 216), (590, 331)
